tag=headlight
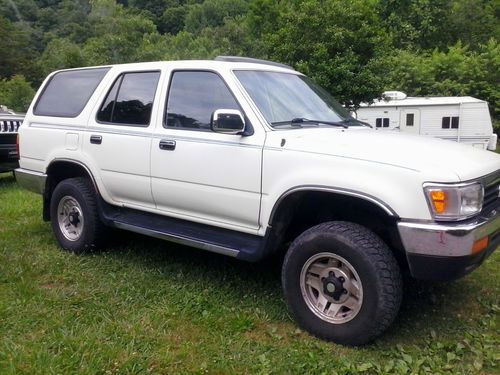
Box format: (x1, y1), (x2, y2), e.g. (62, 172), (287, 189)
(424, 182), (483, 221)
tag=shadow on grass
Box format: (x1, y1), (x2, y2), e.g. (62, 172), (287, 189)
(91, 228), (484, 345)
(0, 172), (16, 187)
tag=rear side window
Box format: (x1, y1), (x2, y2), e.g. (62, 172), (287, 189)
(34, 68), (110, 117)
(97, 71), (160, 126)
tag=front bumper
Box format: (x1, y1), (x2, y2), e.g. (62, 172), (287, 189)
(398, 203), (499, 281)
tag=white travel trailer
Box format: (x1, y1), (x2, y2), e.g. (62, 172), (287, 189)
(356, 92), (497, 150)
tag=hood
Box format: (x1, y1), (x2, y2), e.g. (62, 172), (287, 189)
(269, 128), (500, 181)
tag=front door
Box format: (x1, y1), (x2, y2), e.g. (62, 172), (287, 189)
(150, 70), (264, 231)
(400, 109), (420, 134)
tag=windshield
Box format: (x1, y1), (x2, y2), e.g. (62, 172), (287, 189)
(234, 70), (352, 128)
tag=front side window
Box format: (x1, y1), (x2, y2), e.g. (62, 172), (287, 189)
(165, 71), (240, 130)
(97, 71), (160, 126)
(234, 70), (356, 128)
(35, 68), (110, 117)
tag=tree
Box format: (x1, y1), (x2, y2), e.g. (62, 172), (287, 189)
(38, 38), (86, 76)
(184, 0), (248, 34)
(0, 16), (37, 79)
(82, 0), (161, 64)
(158, 5), (187, 34)
(384, 40), (500, 121)
(265, 0), (391, 108)
(0, 75), (35, 112)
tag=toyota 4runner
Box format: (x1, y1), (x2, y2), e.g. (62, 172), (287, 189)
(16, 57), (500, 345)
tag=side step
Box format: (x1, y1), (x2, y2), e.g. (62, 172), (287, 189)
(100, 202), (264, 260)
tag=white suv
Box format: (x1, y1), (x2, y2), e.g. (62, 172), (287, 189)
(16, 57), (500, 345)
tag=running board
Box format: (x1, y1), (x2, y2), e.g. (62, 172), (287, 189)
(99, 202), (264, 260)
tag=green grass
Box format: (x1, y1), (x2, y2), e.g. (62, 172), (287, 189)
(0, 173), (498, 374)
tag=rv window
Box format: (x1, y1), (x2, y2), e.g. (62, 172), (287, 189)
(442, 117), (450, 129)
(406, 113), (414, 126)
(376, 117), (390, 128)
(451, 116), (459, 129)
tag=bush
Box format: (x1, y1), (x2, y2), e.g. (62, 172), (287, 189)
(0, 75), (35, 113)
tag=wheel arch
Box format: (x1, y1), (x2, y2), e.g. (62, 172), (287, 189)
(264, 187), (406, 263)
(43, 159), (99, 221)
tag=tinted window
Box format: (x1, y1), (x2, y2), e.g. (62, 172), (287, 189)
(406, 113), (414, 126)
(34, 68), (110, 117)
(383, 118), (389, 127)
(165, 71), (239, 130)
(451, 116), (459, 129)
(442, 116), (450, 129)
(97, 71), (160, 126)
(376, 118), (382, 128)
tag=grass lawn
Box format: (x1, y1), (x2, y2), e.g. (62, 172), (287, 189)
(0, 172), (498, 374)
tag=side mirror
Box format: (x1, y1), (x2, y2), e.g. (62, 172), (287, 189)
(211, 109), (245, 135)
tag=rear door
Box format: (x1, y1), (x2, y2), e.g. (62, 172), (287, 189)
(400, 109), (420, 134)
(84, 70), (162, 208)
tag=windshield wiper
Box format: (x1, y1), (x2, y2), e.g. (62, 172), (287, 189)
(340, 117), (372, 128)
(272, 118), (348, 128)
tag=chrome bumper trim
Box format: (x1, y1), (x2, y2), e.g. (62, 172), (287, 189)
(15, 168), (47, 195)
(398, 207), (500, 257)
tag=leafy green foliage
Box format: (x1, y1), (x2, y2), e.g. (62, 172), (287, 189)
(265, 0), (390, 107)
(0, 75), (36, 112)
(0, 0), (499, 119)
(384, 40), (500, 119)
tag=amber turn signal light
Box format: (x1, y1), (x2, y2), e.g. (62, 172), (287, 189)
(430, 190), (447, 213)
(472, 236), (488, 255)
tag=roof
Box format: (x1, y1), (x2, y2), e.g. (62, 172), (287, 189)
(359, 96), (485, 108)
(52, 58), (298, 76)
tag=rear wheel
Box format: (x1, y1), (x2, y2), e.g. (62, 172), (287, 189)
(50, 177), (106, 254)
(282, 221), (402, 345)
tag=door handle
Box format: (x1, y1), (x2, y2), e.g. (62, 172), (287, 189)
(159, 139), (176, 151)
(90, 135), (102, 144)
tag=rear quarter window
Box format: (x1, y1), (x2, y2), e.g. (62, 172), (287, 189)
(34, 67), (110, 117)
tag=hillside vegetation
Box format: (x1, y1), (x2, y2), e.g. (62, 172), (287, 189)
(0, 0), (499, 129)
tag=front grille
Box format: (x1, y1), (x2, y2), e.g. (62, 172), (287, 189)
(0, 119), (22, 133)
(483, 171), (500, 209)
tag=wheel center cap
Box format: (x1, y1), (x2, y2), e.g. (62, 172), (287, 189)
(323, 276), (344, 300)
(69, 212), (79, 226)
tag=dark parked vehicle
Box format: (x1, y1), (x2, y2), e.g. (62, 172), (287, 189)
(0, 110), (23, 173)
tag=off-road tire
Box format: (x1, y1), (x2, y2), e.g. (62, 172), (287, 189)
(50, 177), (106, 254)
(282, 221), (402, 346)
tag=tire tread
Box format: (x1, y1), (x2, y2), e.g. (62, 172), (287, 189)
(282, 221), (403, 345)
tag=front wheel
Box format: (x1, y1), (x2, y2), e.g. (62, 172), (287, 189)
(50, 177), (106, 254)
(282, 221), (402, 345)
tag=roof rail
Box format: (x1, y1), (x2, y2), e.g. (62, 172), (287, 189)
(214, 56), (294, 70)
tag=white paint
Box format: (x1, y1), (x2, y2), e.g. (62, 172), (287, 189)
(17, 60), (500, 239)
(357, 96), (496, 150)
